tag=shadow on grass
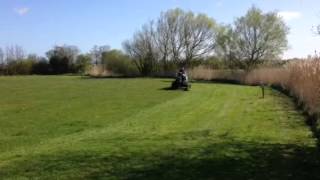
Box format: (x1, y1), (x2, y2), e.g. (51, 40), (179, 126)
(191, 79), (243, 86)
(159, 87), (174, 91)
(269, 87), (320, 147)
(159, 87), (190, 92)
(1, 138), (320, 180)
(80, 75), (140, 80)
(160, 79), (174, 83)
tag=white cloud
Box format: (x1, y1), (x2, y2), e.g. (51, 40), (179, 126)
(278, 11), (302, 21)
(14, 7), (30, 16)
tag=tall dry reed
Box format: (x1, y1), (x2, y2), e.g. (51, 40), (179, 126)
(189, 66), (245, 82)
(88, 65), (113, 77)
(246, 59), (320, 116)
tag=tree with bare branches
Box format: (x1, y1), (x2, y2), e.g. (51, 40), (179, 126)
(216, 7), (289, 70)
(90, 45), (110, 65)
(124, 8), (218, 75)
(123, 23), (158, 76)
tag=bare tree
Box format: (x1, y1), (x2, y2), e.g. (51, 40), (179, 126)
(123, 23), (158, 75)
(180, 13), (217, 66)
(155, 9), (217, 67)
(155, 12), (171, 71)
(216, 7), (289, 70)
(0, 47), (4, 65)
(90, 45), (110, 65)
(124, 8), (218, 75)
(46, 45), (79, 63)
(46, 45), (80, 74)
(165, 9), (184, 64)
(27, 54), (40, 62)
(5, 45), (25, 62)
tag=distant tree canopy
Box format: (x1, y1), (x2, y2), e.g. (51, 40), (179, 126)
(90, 45), (110, 65)
(215, 7), (289, 70)
(0, 48), (4, 64)
(46, 45), (80, 74)
(0, 44), (92, 75)
(4, 45), (25, 62)
(123, 24), (158, 76)
(75, 54), (92, 74)
(102, 49), (138, 76)
(124, 8), (218, 75)
(124, 7), (289, 74)
(32, 58), (50, 74)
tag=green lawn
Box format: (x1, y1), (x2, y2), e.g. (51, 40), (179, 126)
(0, 76), (319, 179)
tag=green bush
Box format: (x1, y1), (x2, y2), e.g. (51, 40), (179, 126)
(102, 50), (138, 76)
(75, 54), (92, 75)
(6, 60), (36, 75)
(32, 60), (51, 74)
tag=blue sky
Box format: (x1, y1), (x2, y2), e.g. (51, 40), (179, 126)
(0, 0), (319, 58)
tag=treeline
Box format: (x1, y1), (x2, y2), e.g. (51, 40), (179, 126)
(123, 6), (288, 75)
(0, 45), (136, 76)
(0, 6), (289, 76)
(0, 45), (84, 75)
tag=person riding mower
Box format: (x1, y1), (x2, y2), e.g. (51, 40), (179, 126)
(171, 68), (191, 91)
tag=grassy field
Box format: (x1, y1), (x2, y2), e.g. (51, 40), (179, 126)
(0, 76), (319, 179)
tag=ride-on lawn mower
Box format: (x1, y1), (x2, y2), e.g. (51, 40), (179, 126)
(171, 70), (191, 91)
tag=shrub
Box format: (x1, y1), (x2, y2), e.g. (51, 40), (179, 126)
(0, 64), (5, 75)
(32, 60), (51, 74)
(6, 60), (35, 75)
(49, 56), (71, 74)
(46, 45), (79, 74)
(75, 54), (92, 75)
(102, 50), (138, 76)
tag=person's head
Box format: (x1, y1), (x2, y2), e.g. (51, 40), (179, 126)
(179, 67), (185, 73)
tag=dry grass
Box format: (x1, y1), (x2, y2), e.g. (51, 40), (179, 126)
(88, 65), (114, 77)
(246, 59), (320, 116)
(288, 60), (320, 115)
(244, 67), (289, 87)
(189, 66), (245, 82)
